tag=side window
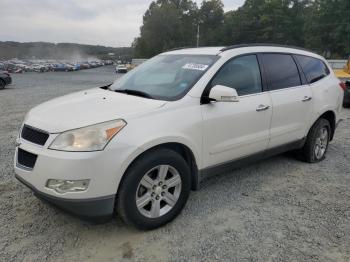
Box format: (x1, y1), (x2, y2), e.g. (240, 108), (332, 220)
(211, 55), (262, 96)
(295, 55), (330, 84)
(262, 54), (301, 90)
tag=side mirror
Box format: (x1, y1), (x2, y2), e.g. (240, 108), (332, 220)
(209, 85), (239, 102)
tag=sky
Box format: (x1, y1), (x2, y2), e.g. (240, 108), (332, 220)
(0, 0), (245, 47)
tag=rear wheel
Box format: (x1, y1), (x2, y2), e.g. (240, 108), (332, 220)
(299, 118), (330, 163)
(117, 148), (191, 230)
(0, 79), (5, 90)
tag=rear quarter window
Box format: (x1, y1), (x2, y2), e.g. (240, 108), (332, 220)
(295, 55), (330, 84)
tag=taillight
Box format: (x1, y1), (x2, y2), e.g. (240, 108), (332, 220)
(339, 82), (346, 91)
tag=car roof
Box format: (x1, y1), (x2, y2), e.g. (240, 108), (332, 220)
(163, 44), (323, 60)
(163, 47), (225, 55)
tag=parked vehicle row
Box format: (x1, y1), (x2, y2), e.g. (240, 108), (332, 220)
(14, 44), (344, 230)
(0, 59), (114, 73)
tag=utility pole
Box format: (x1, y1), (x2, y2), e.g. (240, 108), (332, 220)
(196, 24), (200, 47)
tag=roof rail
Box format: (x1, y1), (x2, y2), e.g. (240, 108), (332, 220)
(165, 46), (222, 52)
(166, 46), (196, 52)
(220, 43), (313, 53)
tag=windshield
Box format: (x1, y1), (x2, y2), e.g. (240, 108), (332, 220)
(110, 54), (218, 100)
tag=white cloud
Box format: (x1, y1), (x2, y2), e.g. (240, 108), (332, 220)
(0, 0), (244, 47)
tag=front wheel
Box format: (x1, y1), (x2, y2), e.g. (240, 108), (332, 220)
(0, 79), (5, 90)
(117, 148), (191, 230)
(299, 118), (331, 163)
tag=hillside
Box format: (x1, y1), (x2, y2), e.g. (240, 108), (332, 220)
(0, 41), (133, 60)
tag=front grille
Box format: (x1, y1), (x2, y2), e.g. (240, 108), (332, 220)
(21, 125), (49, 146)
(17, 148), (37, 169)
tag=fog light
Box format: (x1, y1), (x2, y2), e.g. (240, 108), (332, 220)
(46, 179), (90, 194)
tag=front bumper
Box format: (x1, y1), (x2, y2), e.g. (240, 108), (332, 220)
(14, 128), (142, 219)
(16, 174), (115, 219)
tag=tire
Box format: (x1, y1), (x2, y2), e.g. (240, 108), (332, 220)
(299, 118), (331, 163)
(117, 148), (191, 230)
(0, 79), (5, 90)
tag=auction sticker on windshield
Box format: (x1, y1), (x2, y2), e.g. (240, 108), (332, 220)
(182, 63), (209, 71)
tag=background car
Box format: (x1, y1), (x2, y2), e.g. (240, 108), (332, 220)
(52, 63), (74, 72)
(0, 71), (12, 89)
(333, 57), (350, 106)
(343, 80), (350, 107)
(116, 64), (128, 73)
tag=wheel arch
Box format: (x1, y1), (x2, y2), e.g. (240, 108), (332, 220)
(319, 110), (336, 141)
(118, 141), (200, 195)
(310, 110), (336, 141)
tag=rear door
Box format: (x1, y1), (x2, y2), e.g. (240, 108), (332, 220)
(201, 54), (272, 168)
(261, 53), (314, 149)
(294, 55), (340, 116)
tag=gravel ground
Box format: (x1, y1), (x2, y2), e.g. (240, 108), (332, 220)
(0, 66), (349, 262)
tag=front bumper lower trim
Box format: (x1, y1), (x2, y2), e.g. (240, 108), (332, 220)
(15, 174), (115, 220)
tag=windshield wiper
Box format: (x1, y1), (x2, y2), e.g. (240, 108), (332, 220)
(99, 83), (113, 90)
(114, 89), (154, 99)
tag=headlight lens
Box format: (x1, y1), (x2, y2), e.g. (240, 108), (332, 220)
(49, 119), (126, 151)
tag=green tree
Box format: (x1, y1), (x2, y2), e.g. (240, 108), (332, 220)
(133, 0), (350, 58)
(304, 0), (350, 58)
(134, 0), (198, 58)
(198, 0), (225, 46)
(222, 0), (309, 46)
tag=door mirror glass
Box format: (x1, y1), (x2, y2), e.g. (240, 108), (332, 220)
(209, 85), (239, 102)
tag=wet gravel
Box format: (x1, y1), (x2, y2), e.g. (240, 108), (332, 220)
(0, 66), (349, 261)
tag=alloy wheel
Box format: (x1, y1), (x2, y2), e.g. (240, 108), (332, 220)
(314, 127), (329, 160)
(136, 165), (182, 218)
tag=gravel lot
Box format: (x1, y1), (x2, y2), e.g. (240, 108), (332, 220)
(0, 66), (349, 262)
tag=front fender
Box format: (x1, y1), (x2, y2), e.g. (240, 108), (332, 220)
(115, 135), (201, 193)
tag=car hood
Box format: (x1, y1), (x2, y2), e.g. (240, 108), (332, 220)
(25, 87), (166, 133)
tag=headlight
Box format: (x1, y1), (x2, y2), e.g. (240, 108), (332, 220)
(49, 119), (126, 152)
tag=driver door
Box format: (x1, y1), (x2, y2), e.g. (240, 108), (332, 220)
(201, 54), (272, 168)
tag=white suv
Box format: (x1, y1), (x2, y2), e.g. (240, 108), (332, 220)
(15, 45), (344, 229)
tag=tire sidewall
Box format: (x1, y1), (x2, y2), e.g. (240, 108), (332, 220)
(0, 80), (5, 90)
(117, 149), (191, 230)
(308, 119), (331, 162)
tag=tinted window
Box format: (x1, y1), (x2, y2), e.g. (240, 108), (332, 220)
(296, 55), (330, 84)
(211, 55), (262, 96)
(262, 54), (301, 90)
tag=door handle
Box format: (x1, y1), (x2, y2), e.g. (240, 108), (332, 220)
(256, 104), (270, 112)
(302, 96), (312, 102)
